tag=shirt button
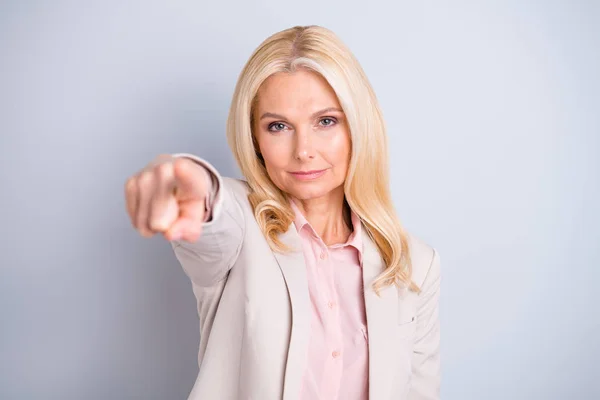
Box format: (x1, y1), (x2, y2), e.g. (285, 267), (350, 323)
(327, 301), (335, 309)
(320, 252), (327, 260)
(331, 351), (340, 358)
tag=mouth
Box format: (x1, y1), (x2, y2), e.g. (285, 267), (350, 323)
(289, 169), (327, 181)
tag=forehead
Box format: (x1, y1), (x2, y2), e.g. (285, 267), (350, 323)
(255, 69), (341, 113)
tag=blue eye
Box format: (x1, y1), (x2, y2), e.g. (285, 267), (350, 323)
(319, 118), (336, 127)
(268, 122), (286, 132)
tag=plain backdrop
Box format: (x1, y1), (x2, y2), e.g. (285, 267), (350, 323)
(1, 1), (598, 399)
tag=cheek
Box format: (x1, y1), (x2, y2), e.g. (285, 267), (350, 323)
(325, 130), (351, 170)
(258, 136), (291, 172)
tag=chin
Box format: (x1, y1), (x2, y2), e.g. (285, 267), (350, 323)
(286, 182), (334, 201)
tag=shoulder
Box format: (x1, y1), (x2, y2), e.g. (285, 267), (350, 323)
(405, 232), (440, 289)
(220, 177), (253, 215)
(222, 176), (250, 198)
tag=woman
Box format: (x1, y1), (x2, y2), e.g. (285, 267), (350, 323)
(125, 25), (440, 400)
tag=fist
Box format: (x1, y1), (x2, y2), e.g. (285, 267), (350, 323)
(124, 154), (211, 242)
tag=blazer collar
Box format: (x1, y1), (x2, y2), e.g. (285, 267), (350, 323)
(361, 226), (399, 400)
(273, 223), (311, 400)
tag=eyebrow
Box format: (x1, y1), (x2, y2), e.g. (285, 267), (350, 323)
(259, 107), (344, 121)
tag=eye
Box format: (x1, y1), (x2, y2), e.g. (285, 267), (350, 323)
(268, 122), (287, 132)
(319, 117), (337, 127)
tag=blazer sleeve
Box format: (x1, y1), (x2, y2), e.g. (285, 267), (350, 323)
(407, 248), (441, 400)
(169, 153), (245, 288)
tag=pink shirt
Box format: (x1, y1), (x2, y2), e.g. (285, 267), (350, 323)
(290, 201), (369, 400)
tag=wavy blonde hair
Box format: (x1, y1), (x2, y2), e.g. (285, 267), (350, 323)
(226, 25), (418, 293)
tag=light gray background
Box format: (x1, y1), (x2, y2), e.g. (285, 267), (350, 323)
(1, 0), (598, 399)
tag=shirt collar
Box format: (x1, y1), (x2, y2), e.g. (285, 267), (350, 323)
(289, 199), (363, 257)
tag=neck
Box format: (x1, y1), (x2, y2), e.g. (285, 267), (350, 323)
(291, 188), (353, 246)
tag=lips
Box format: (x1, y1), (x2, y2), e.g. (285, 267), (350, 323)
(289, 169), (327, 180)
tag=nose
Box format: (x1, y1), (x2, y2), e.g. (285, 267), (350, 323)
(294, 128), (315, 161)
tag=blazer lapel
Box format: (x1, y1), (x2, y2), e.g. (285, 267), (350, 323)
(272, 223), (311, 400)
(361, 226), (398, 400)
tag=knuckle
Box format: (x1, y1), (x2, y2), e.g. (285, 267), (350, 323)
(149, 154), (173, 169)
(173, 157), (191, 171)
(154, 162), (173, 180)
(156, 153), (173, 162)
(137, 171), (154, 189)
(125, 177), (136, 194)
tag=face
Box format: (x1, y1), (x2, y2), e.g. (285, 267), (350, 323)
(253, 69), (351, 203)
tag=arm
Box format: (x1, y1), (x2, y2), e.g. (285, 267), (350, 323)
(407, 248), (441, 400)
(170, 153), (245, 288)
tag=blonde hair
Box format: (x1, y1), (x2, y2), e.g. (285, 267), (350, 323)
(226, 25), (418, 293)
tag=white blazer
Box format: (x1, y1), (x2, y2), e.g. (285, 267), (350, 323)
(171, 155), (441, 400)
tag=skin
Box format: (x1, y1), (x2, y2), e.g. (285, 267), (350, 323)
(253, 68), (353, 245)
